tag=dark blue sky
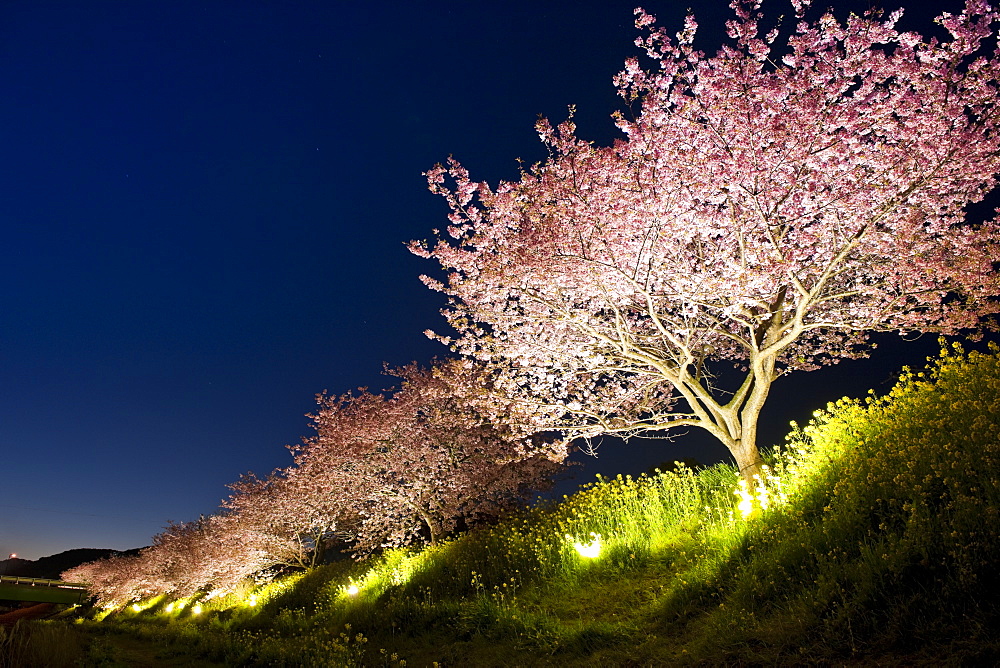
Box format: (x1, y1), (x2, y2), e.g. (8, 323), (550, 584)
(1, 0), (986, 561)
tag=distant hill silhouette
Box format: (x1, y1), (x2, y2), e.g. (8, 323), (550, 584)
(1, 548), (142, 580)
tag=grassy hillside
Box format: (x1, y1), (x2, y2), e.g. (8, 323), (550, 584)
(12, 343), (1000, 666)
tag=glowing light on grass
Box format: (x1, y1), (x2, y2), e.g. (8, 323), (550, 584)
(735, 467), (788, 519)
(341, 580), (362, 597)
(164, 600), (187, 613)
(246, 595), (258, 607)
(192, 604), (202, 615)
(131, 603), (141, 612)
(567, 532), (602, 558)
(735, 480), (756, 519)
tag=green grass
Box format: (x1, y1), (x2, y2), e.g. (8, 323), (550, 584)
(0, 618), (87, 668)
(29, 342), (1000, 666)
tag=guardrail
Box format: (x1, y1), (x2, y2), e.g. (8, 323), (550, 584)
(0, 575), (88, 589)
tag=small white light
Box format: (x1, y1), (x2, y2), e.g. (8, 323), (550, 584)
(346, 584), (359, 596)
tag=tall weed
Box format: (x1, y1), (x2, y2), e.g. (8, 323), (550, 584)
(0, 620), (85, 668)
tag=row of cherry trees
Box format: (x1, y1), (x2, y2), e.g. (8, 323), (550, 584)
(66, 0), (1000, 606)
(64, 360), (568, 607)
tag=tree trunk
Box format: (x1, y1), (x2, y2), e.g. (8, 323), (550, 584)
(730, 346), (778, 486)
(725, 288), (785, 486)
(407, 499), (440, 545)
(310, 537), (326, 569)
(733, 441), (765, 485)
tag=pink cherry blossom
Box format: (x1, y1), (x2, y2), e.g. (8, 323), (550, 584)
(292, 359), (568, 557)
(412, 0), (1000, 482)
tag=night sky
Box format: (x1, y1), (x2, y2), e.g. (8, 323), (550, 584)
(1, 0), (990, 561)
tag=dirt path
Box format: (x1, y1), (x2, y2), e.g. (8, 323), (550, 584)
(0, 602), (54, 626)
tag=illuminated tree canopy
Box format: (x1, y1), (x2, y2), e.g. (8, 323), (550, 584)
(412, 0), (1000, 481)
(294, 359), (567, 556)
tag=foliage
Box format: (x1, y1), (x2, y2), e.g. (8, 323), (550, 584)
(411, 0), (1000, 480)
(222, 468), (341, 571)
(293, 359), (569, 556)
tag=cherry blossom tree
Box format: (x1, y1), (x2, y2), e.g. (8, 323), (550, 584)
(144, 516), (273, 599)
(64, 516), (275, 607)
(295, 359), (568, 556)
(412, 0), (1000, 482)
(222, 469), (346, 570)
(62, 552), (157, 608)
